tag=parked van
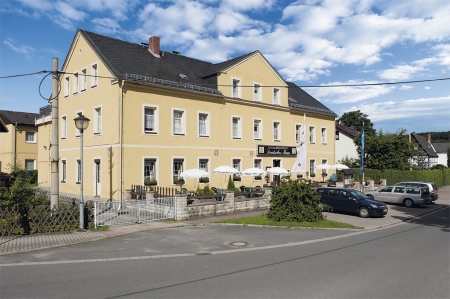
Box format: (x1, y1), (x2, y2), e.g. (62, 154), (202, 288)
(365, 185), (431, 207)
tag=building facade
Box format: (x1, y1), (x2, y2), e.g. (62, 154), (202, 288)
(36, 29), (337, 201)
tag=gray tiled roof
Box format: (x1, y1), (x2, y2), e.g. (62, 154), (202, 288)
(336, 122), (358, 138)
(432, 142), (450, 153)
(0, 110), (39, 126)
(287, 82), (336, 116)
(411, 133), (438, 157)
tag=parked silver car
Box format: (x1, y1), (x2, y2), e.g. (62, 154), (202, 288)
(394, 181), (439, 202)
(365, 185), (431, 207)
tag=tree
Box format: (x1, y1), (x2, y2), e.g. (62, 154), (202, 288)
(338, 110), (376, 136)
(355, 128), (414, 170)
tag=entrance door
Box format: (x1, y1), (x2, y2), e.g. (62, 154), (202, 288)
(273, 159), (281, 185)
(94, 159), (101, 197)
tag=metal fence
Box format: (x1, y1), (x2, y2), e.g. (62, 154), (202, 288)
(94, 197), (176, 227)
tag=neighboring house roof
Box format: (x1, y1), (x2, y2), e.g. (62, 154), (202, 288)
(410, 132), (438, 158)
(72, 29), (335, 117)
(0, 110), (39, 126)
(340, 169), (356, 175)
(432, 142), (450, 153)
(335, 121), (358, 138)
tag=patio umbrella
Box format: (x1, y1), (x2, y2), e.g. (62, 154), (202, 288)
(213, 166), (240, 188)
(241, 167), (266, 176)
(266, 167), (289, 175)
(180, 168), (210, 178)
(315, 163), (333, 170)
(331, 163), (349, 169)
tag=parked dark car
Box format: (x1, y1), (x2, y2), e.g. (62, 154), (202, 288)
(316, 187), (388, 218)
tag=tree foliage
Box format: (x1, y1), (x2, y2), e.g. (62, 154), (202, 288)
(267, 180), (325, 222)
(338, 110), (376, 136)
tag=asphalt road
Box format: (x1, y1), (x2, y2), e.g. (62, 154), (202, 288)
(1, 205), (448, 299)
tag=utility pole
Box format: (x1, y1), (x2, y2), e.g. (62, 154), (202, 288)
(50, 58), (59, 209)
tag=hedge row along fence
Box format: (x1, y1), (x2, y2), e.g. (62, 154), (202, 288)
(352, 168), (450, 187)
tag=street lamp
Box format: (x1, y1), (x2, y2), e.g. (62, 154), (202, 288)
(74, 113), (90, 232)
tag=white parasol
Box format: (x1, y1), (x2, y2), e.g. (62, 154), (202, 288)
(180, 168), (210, 178)
(241, 167), (266, 176)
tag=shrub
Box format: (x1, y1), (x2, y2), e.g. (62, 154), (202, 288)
(227, 175), (236, 191)
(144, 178), (157, 186)
(267, 180), (325, 222)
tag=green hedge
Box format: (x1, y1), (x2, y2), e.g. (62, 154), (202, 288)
(353, 168), (450, 187)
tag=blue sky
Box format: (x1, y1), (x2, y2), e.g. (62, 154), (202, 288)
(1, 0), (449, 134)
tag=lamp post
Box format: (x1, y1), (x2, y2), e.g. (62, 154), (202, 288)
(74, 113), (90, 232)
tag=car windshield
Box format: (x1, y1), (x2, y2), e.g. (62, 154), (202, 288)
(349, 190), (368, 200)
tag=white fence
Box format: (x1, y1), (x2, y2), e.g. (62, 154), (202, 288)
(94, 197), (176, 227)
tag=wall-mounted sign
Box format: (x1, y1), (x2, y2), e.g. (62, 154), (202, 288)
(257, 145), (296, 156)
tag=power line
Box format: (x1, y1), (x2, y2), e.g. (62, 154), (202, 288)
(0, 70), (48, 79)
(297, 77), (450, 88)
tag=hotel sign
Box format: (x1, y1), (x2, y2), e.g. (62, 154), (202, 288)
(257, 145), (297, 156)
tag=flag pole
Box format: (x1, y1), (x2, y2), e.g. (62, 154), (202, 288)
(361, 122), (365, 192)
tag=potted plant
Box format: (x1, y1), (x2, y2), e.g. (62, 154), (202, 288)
(255, 175), (262, 180)
(233, 175), (241, 182)
(310, 173), (316, 178)
(199, 177), (209, 183)
(144, 178), (157, 186)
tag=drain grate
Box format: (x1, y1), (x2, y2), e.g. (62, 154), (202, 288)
(228, 241), (250, 247)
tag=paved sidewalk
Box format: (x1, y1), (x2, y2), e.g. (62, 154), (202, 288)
(1, 186), (448, 256)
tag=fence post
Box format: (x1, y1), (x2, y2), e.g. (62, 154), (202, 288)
(125, 189), (132, 200)
(175, 195), (187, 220)
(225, 191), (235, 212)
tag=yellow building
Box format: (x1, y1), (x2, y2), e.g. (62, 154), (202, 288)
(37, 29), (337, 201)
(0, 110), (39, 173)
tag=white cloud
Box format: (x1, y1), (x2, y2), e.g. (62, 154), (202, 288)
(399, 85), (413, 90)
(3, 39), (35, 56)
(92, 18), (121, 35)
(220, 0), (275, 11)
(378, 65), (423, 80)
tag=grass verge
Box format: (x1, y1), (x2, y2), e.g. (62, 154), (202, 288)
(214, 214), (362, 229)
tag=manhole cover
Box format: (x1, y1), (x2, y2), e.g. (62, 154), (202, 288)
(228, 241), (250, 247)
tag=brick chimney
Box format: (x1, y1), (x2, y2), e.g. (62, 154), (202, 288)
(149, 36), (160, 58)
(428, 133), (431, 143)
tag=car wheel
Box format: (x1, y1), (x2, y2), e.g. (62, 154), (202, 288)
(367, 194), (374, 199)
(404, 199), (414, 207)
(358, 207), (369, 218)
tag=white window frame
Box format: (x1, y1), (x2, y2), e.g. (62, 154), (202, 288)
(321, 159), (328, 174)
(232, 116), (242, 139)
(232, 158), (242, 181)
(309, 126), (316, 144)
(232, 78), (241, 98)
(81, 68), (87, 92)
(64, 76), (70, 97)
(172, 158), (184, 184)
(321, 127), (327, 144)
(309, 159), (316, 176)
(91, 63), (98, 87)
(172, 108), (186, 135)
(198, 158), (210, 183)
(273, 121), (281, 141)
(25, 131), (36, 143)
(253, 83), (262, 102)
(93, 106), (102, 135)
(253, 118), (262, 140)
(143, 157), (158, 183)
(61, 115), (67, 139)
(198, 112), (210, 137)
(273, 88), (280, 105)
(295, 124), (302, 144)
(25, 159), (35, 170)
(61, 159), (67, 183)
(143, 105), (158, 134)
(73, 72), (78, 95)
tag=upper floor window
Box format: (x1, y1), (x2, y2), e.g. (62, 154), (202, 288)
(253, 84), (261, 102)
(81, 68), (87, 91)
(321, 127), (327, 144)
(173, 109), (185, 135)
(94, 107), (102, 134)
(295, 124), (302, 144)
(232, 79), (241, 98)
(253, 119), (262, 140)
(309, 126), (316, 144)
(25, 132), (36, 143)
(64, 76), (70, 97)
(91, 63), (98, 87)
(273, 121), (281, 141)
(273, 88), (280, 105)
(73, 72), (78, 94)
(61, 116), (67, 139)
(232, 116), (241, 139)
(144, 106), (158, 133)
(198, 113), (209, 137)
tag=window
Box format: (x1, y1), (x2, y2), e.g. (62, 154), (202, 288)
(91, 63), (98, 87)
(61, 160), (66, 182)
(232, 116), (241, 139)
(273, 121), (280, 141)
(144, 159), (156, 181)
(253, 119), (262, 140)
(144, 106), (157, 133)
(173, 159), (184, 184)
(335, 130), (340, 140)
(295, 124), (302, 143)
(94, 107), (102, 134)
(173, 109), (185, 135)
(199, 159), (209, 172)
(254, 159), (262, 180)
(81, 68), (87, 91)
(25, 159), (35, 170)
(73, 72), (78, 94)
(321, 159), (328, 174)
(394, 187), (405, 193)
(25, 132), (36, 143)
(321, 127), (327, 144)
(61, 116), (67, 139)
(198, 113), (209, 137)
(232, 158), (241, 181)
(273, 88), (280, 105)
(64, 76), (70, 97)
(77, 159), (81, 183)
(232, 79), (241, 98)
(253, 84), (261, 101)
(309, 126), (316, 144)
(309, 159), (316, 176)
